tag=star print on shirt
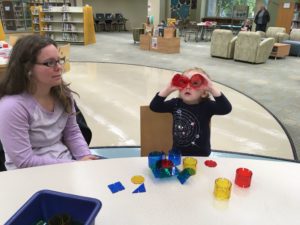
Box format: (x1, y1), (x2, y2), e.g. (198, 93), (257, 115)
(173, 108), (201, 147)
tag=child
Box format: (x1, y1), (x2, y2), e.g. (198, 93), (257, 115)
(241, 19), (252, 31)
(150, 67), (232, 156)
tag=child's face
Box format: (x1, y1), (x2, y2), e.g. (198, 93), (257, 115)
(178, 70), (208, 104)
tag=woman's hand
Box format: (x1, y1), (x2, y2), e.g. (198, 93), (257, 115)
(80, 155), (101, 161)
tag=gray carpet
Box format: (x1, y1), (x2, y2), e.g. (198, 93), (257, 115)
(69, 32), (300, 160)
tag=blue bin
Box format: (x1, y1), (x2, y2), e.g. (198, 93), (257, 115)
(4, 189), (102, 225)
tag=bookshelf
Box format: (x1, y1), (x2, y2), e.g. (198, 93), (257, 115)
(34, 5), (95, 45)
(29, 0), (71, 6)
(276, 2), (300, 32)
(0, 0), (31, 31)
(30, 5), (41, 33)
(292, 3), (300, 29)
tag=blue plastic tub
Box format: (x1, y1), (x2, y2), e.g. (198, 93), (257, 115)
(4, 189), (102, 225)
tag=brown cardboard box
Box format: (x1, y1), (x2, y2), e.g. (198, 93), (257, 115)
(164, 27), (175, 38)
(150, 37), (180, 54)
(140, 34), (151, 50)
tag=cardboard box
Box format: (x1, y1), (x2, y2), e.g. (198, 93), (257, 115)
(164, 27), (175, 38)
(150, 37), (180, 54)
(140, 34), (151, 50)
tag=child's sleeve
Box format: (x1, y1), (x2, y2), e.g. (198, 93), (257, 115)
(149, 92), (174, 113)
(210, 93), (232, 115)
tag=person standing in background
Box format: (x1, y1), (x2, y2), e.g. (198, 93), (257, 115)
(254, 5), (270, 32)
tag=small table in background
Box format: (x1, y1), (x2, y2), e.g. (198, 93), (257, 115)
(270, 43), (291, 60)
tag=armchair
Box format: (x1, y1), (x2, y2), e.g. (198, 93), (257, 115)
(282, 29), (300, 56)
(210, 29), (237, 59)
(234, 31), (275, 64)
(259, 27), (289, 43)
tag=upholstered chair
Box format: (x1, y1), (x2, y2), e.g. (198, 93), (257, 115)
(234, 31), (275, 64)
(290, 29), (300, 41)
(282, 29), (300, 56)
(210, 29), (237, 59)
(259, 27), (289, 43)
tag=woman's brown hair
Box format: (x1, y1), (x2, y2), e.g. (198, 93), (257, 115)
(0, 34), (74, 113)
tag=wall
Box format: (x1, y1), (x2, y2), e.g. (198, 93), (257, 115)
(82, 0), (147, 30)
(148, 0), (161, 26)
(164, 0), (204, 22)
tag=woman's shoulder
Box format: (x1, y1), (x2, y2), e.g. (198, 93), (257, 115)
(0, 93), (35, 112)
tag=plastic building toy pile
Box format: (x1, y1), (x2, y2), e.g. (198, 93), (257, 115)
(148, 150), (197, 184)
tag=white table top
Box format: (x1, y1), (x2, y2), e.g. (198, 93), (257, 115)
(0, 157), (300, 225)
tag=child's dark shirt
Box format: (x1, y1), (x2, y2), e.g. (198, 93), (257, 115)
(150, 93), (232, 156)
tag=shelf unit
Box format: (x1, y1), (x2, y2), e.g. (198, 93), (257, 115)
(33, 5), (95, 45)
(29, 0), (71, 6)
(30, 5), (41, 33)
(0, 0), (32, 32)
(292, 3), (300, 29)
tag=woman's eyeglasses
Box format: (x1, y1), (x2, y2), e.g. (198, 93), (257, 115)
(36, 57), (65, 68)
(172, 73), (208, 90)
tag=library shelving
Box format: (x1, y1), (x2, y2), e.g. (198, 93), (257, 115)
(292, 3), (300, 29)
(29, 0), (71, 6)
(33, 5), (95, 45)
(30, 5), (41, 33)
(0, 0), (31, 31)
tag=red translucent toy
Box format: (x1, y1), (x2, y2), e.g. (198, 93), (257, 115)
(159, 159), (174, 169)
(204, 160), (217, 167)
(235, 168), (253, 188)
(171, 73), (208, 90)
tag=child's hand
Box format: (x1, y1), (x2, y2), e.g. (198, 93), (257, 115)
(201, 74), (221, 97)
(158, 81), (179, 97)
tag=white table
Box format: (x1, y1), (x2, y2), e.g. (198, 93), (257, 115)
(0, 157), (300, 225)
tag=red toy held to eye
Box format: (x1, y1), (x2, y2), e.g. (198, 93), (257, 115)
(172, 73), (208, 90)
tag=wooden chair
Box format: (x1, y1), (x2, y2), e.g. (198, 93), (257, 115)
(58, 43), (70, 73)
(140, 106), (172, 156)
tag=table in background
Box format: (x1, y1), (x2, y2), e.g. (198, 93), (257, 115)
(196, 23), (216, 41)
(218, 24), (242, 35)
(270, 43), (291, 60)
(0, 157), (299, 225)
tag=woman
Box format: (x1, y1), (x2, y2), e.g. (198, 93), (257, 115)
(0, 35), (98, 170)
(254, 5), (270, 32)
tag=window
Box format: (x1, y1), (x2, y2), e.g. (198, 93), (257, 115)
(207, 0), (256, 18)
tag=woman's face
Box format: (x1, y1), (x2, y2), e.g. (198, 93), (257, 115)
(179, 70), (208, 104)
(31, 44), (63, 90)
